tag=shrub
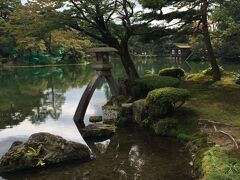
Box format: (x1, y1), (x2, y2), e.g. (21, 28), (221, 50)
(152, 117), (178, 135)
(119, 76), (180, 99)
(131, 75), (180, 98)
(202, 66), (224, 76)
(146, 87), (190, 120)
(159, 67), (185, 79)
(63, 48), (84, 64)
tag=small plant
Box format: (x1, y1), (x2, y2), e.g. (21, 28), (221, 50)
(146, 87), (190, 120)
(159, 67), (185, 79)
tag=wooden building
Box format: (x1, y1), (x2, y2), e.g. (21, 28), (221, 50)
(171, 43), (192, 61)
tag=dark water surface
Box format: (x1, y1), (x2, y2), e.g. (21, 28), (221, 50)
(0, 58), (239, 179)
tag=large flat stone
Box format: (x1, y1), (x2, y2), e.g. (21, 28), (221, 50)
(82, 124), (117, 139)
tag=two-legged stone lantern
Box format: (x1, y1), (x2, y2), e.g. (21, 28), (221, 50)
(74, 47), (119, 128)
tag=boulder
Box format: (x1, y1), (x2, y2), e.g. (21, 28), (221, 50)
(121, 103), (133, 120)
(132, 99), (147, 126)
(102, 105), (121, 124)
(0, 133), (91, 173)
(89, 116), (103, 123)
(82, 124), (117, 139)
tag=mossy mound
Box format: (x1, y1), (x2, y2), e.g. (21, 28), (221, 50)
(187, 66), (225, 82)
(159, 67), (185, 79)
(201, 147), (240, 180)
(152, 117), (178, 136)
(146, 87), (190, 119)
(202, 66), (224, 76)
(89, 116), (102, 123)
(186, 73), (213, 82)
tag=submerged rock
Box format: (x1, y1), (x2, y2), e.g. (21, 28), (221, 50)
(0, 133), (91, 173)
(82, 124), (117, 139)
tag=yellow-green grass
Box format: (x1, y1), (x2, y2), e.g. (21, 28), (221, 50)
(181, 73), (240, 127)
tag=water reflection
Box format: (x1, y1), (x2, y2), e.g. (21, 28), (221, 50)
(129, 145), (145, 180)
(94, 139), (111, 154)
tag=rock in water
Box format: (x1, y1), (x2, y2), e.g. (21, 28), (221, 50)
(0, 133), (91, 173)
(89, 116), (103, 123)
(82, 124), (117, 139)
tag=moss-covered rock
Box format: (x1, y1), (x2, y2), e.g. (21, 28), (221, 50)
(159, 67), (185, 79)
(102, 105), (121, 124)
(82, 124), (117, 139)
(89, 116), (102, 123)
(152, 117), (178, 136)
(186, 73), (213, 81)
(0, 133), (91, 173)
(202, 66), (224, 76)
(146, 87), (190, 120)
(132, 99), (147, 126)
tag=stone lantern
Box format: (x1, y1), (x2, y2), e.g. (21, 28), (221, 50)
(74, 47), (119, 127)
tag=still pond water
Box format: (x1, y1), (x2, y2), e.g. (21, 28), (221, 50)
(0, 58), (239, 180)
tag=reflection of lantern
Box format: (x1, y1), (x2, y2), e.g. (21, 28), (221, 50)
(171, 49), (175, 55)
(178, 49), (181, 55)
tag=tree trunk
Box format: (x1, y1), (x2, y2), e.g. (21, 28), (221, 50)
(202, 0), (221, 81)
(118, 39), (139, 80)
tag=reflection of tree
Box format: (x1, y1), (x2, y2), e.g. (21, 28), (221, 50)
(0, 64), (93, 129)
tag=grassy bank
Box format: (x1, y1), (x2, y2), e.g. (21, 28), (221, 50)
(180, 73), (240, 126)
(177, 72), (240, 179)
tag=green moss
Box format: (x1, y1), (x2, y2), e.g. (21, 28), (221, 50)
(152, 117), (178, 135)
(115, 95), (132, 104)
(202, 66), (224, 76)
(181, 76), (240, 126)
(146, 87), (190, 120)
(89, 116), (102, 123)
(138, 75), (180, 89)
(201, 147), (240, 180)
(186, 73), (213, 81)
(159, 67), (185, 79)
(102, 105), (121, 111)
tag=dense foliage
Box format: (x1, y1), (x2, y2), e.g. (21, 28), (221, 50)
(130, 75), (180, 98)
(159, 67), (185, 79)
(146, 87), (190, 119)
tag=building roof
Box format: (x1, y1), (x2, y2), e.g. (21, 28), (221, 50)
(174, 43), (191, 49)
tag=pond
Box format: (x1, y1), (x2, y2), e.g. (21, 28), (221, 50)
(0, 58), (239, 179)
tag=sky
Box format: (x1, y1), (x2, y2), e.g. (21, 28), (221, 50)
(21, 0), (27, 4)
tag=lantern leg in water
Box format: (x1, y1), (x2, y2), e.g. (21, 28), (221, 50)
(74, 72), (118, 128)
